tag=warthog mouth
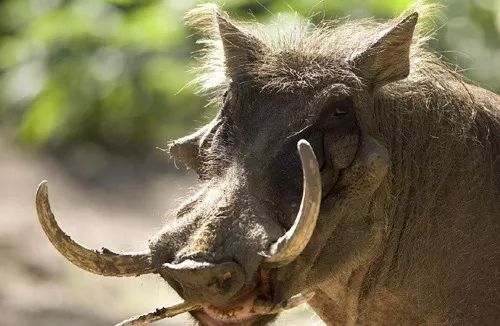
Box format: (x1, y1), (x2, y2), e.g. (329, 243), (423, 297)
(195, 293), (262, 326)
(113, 292), (313, 326)
(197, 305), (255, 325)
(195, 292), (314, 326)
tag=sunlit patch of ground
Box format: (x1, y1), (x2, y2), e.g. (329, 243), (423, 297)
(0, 138), (322, 325)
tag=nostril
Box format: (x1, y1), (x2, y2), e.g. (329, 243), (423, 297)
(218, 271), (233, 292)
(162, 260), (245, 303)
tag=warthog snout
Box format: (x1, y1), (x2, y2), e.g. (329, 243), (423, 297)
(162, 260), (246, 305)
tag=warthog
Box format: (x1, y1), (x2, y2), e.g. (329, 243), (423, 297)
(36, 2), (500, 326)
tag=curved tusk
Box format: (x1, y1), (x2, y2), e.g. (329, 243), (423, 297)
(36, 180), (155, 276)
(262, 139), (322, 266)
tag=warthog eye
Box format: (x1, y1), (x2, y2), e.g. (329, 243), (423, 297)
(318, 96), (355, 131)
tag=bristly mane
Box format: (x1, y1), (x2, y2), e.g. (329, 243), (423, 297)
(185, 2), (441, 99)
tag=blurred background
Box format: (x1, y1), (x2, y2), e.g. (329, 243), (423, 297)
(0, 0), (498, 325)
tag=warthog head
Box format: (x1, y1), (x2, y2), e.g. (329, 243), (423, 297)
(36, 3), (425, 325)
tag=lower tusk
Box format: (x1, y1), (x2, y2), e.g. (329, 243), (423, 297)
(115, 302), (202, 326)
(252, 292), (315, 315)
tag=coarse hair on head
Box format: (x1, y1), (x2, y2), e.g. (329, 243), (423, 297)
(184, 1), (443, 103)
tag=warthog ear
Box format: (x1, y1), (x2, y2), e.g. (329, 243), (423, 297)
(350, 12), (418, 89)
(185, 4), (268, 81)
(169, 121), (216, 172)
(215, 12), (267, 81)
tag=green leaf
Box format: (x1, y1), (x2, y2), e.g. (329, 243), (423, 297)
(18, 87), (66, 147)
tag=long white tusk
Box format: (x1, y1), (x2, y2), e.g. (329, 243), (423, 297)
(262, 139), (322, 266)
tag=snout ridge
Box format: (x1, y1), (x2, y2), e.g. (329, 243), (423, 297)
(162, 260), (246, 306)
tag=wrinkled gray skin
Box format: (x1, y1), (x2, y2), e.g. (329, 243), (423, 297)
(149, 7), (500, 326)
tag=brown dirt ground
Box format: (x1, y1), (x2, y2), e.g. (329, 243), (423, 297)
(0, 138), (321, 325)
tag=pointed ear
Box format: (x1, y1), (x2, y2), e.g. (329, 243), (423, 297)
(215, 13), (267, 81)
(350, 12), (419, 89)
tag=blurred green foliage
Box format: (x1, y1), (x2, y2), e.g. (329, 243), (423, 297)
(0, 0), (499, 154)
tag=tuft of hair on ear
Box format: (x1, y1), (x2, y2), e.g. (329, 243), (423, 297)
(401, 0), (442, 29)
(184, 3), (228, 105)
(185, 2), (267, 94)
(184, 3), (221, 38)
(398, 0), (443, 48)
